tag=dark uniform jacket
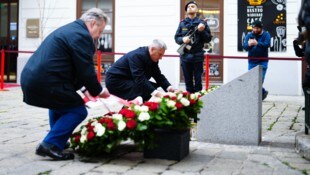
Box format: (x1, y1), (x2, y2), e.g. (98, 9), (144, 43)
(174, 16), (212, 62)
(21, 19), (102, 109)
(105, 47), (171, 100)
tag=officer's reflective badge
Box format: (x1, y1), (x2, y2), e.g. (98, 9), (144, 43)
(182, 28), (188, 31)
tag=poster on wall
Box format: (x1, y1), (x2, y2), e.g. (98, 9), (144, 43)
(237, 0), (286, 52)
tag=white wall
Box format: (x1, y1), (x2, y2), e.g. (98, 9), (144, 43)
(115, 0), (181, 88)
(223, 0), (303, 96)
(17, 0), (77, 83)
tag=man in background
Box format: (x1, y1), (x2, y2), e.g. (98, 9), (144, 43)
(243, 20), (271, 101)
(174, 1), (212, 93)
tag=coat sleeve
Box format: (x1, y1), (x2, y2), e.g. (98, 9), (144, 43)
(257, 32), (271, 48)
(151, 63), (171, 91)
(198, 20), (212, 43)
(127, 55), (157, 94)
(68, 32), (102, 96)
(174, 23), (184, 45)
(243, 33), (251, 51)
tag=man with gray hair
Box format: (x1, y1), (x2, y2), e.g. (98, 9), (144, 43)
(21, 8), (110, 160)
(105, 39), (177, 101)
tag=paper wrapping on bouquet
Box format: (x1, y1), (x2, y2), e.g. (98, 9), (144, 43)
(144, 129), (190, 161)
(82, 95), (132, 112)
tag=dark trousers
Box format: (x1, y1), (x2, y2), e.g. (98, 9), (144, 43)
(43, 105), (87, 150)
(105, 73), (159, 101)
(181, 61), (203, 93)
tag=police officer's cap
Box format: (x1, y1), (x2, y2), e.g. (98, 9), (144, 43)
(185, 1), (198, 11)
(252, 20), (263, 28)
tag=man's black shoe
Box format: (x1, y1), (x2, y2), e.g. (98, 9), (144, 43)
(262, 91), (268, 101)
(302, 107), (305, 111)
(35, 143), (74, 160)
(64, 142), (70, 149)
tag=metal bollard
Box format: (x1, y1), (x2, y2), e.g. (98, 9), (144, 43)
(305, 89), (310, 134)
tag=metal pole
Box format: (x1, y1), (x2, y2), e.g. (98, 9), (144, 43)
(97, 50), (102, 82)
(205, 54), (210, 89)
(0, 49), (5, 90)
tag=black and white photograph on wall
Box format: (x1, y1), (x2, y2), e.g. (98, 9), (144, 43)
(237, 0), (286, 52)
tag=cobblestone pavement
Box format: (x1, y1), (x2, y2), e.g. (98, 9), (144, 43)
(0, 87), (309, 175)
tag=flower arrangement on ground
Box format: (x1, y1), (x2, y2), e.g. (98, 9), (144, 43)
(70, 86), (219, 155)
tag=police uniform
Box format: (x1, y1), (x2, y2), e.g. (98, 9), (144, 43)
(174, 2), (212, 92)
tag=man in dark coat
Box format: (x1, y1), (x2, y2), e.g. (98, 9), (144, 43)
(105, 39), (176, 101)
(174, 1), (212, 93)
(20, 8), (110, 160)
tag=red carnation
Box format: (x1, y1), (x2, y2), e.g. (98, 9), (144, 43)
(190, 99), (197, 105)
(171, 96), (177, 101)
(107, 122), (116, 130)
(182, 92), (190, 97)
(144, 102), (159, 111)
(126, 120), (137, 130)
(120, 109), (136, 119)
(87, 125), (94, 132)
(175, 102), (183, 110)
(74, 135), (81, 143)
(164, 95), (170, 98)
(87, 131), (95, 140)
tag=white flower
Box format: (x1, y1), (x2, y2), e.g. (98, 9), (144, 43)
(91, 121), (98, 126)
(167, 92), (176, 98)
(118, 120), (126, 131)
(112, 114), (123, 120)
(80, 135), (87, 143)
(81, 127), (88, 135)
(167, 100), (176, 109)
(190, 93), (198, 100)
(180, 98), (190, 106)
(177, 93), (183, 100)
(94, 123), (106, 137)
(140, 105), (149, 112)
(149, 96), (162, 103)
(138, 112), (150, 121)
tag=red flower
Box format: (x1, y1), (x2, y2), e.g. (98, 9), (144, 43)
(87, 131), (95, 140)
(120, 109), (136, 119)
(163, 95), (170, 98)
(99, 117), (113, 124)
(182, 92), (190, 97)
(144, 102), (159, 111)
(107, 122), (116, 130)
(74, 135), (81, 143)
(190, 99), (197, 105)
(171, 96), (177, 101)
(87, 125), (94, 132)
(126, 120), (137, 130)
(175, 102), (183, 110)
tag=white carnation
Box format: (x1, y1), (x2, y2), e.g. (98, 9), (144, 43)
(190, 94), (198, 100)
(167, 92), (176, 98)
(112, 114), (123, 120)
(180, 98), (190, 106)
(177, 93), (183, 100)
(149, 96), (162, 103)
(138, 112), (150, 121)
(167, 100), (176, 109)
(140, 105), (149, 112)
(118, 120), (126, 131)
(94, 123), (106, 137)
(81, 127), (88, 135)
(80, 135), (87, 143)
(91, 121), (98, 126)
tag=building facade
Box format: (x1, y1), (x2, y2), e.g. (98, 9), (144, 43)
(0, 0), (303, 95)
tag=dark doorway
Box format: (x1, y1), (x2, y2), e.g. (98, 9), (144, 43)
(0, 1), (18, 82)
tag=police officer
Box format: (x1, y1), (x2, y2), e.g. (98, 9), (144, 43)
(175, 1), (212, 93)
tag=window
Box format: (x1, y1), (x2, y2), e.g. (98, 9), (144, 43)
(77, 0), (114, 77)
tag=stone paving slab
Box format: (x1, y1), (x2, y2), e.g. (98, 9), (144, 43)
(0, 88), (309, 175)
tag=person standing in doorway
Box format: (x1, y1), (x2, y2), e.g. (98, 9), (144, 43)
(243, 20), (271, 100)
(175, 1), (212, 93)
(21, 8), (110, 160)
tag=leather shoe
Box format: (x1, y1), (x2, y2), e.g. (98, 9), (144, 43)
(35, 143), (74, 160)
(64, 142), (70, 149)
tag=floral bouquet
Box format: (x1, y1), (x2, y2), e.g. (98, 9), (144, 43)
(70, 86), (219, 155)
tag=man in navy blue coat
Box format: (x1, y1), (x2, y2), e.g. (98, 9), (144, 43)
(105, 39), (176, 101)
(21, 8), (110, 160)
